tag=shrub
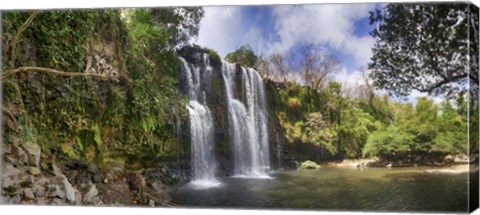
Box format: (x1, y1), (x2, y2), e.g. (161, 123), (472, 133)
(287, 97), (302, 109)
(298, 160), (321, 170)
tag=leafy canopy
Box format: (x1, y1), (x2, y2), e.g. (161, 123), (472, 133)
(368, 3), (479, 98)
(225, 45), (258, 68)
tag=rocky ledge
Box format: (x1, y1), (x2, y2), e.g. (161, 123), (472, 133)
(1, 141), (188, 206)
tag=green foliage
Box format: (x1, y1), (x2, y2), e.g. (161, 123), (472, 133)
(206, 49), (221, 66)
(363, 97), (468, 162)
(225, 45), (258, 68)
(275, 82), (338, 157)
(3, 10), (103, 71)
(18, 116), (38, 146)
(177, 44), (222, 68)
(2, 9), (198, 167)
(150, 7), (204, 47)
(470, 99), (479, 155)
(298, 160), (321, 170)
(287, 97), (302, 110)
(271, 74), (468, 163)
(337, 100), (377, 158)
(303, 113), (337, 154)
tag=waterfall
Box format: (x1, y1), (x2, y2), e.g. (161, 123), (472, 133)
(180, 56), (220, 188)
(222, 62), (270, 178)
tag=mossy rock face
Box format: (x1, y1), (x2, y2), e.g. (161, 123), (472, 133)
(298, 160), (321, 170)
(177, 45), (222, 70)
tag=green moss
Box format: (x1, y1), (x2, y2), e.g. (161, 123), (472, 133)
(298, 160), (321, 170)
(207, 48), (222, 68)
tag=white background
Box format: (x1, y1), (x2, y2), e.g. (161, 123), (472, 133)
(0, 0), (479, 215)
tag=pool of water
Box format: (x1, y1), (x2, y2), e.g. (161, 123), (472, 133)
(170, 167), (472, 212)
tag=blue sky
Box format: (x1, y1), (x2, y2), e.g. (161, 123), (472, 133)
(195, 4), (378, 84)
(194, 3), (439, 104)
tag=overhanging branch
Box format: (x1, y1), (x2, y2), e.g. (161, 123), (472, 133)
(2, 66), (132, 83)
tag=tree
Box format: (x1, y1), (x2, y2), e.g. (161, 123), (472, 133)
(296, 43), (340, 90)
(368, 3), (479, 98)
(151, 7), (204, 49)
(224, 45), (258, 68)
(337, 99), (377, 158)
(268, 53), (291, 82)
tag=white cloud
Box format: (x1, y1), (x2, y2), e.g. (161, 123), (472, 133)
(407, 90), (444, 105)
(265, 4), (376, 66)
(242, 26), (267, 55)
(197, 4), (376, 66)
(333, 67), (368, 87)
(195, 6), (243, 57)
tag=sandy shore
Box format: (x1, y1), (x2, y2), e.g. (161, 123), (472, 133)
(323, 158), (377, 168)
(323, 159), (478, 174)
(423, 164), (477, 174)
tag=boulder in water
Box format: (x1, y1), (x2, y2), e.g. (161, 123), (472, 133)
(298, 160), (321, 170)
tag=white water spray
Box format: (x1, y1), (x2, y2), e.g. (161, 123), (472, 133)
(222, 62), (270, 178)
(180, 56), (220, 188)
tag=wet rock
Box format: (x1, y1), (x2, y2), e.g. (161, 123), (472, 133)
(23, 188), (35, 200)
(47, 184), (66, 199)
(61, 175), (77, 203)
(3, 143), (12, 154)
(8, 194), (22, 204)
(22, 143), (41, 168)
(92, 175), (102, 183)
(5, 155), (20, 167)
(87, 163), (98, 174)
(2, 177), (18, 194)
(79, 182), (89, 190)
(51, 198), (65, 205)
(95, 182), (132, 205)
(64, 157), (87, 170)
(26, 166), (41, 175)
(111, 166), (125, 180)
(105, 173), (114, 182)
(36, 198), (46, 205)
(83, 184), (98, 204)
(37, 177), (49, 186)
(3, 163), (21, 177)
(11, 144), (27, 163)
(51, 164), (63, 176)
(74, 189), (82, 205)
(149, 181), (167, 193)
(94, 198), (104, 206)
(68, 170), (79, 182)
(75, 172), (92, 187)
(32, 183), (45, 197)
(19, 175), (35, 188)
(149, 199), (155, 207)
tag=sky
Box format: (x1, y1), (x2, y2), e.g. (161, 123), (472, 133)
(193, 3), (439, 105)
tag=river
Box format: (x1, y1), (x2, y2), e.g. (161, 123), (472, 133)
(170, 167), (473, 212)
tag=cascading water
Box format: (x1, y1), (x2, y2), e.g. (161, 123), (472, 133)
(222, 62), (270, 178)
(180, 56), (220, 188)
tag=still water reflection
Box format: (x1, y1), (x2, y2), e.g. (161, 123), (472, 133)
(170, 167), (471, 212)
